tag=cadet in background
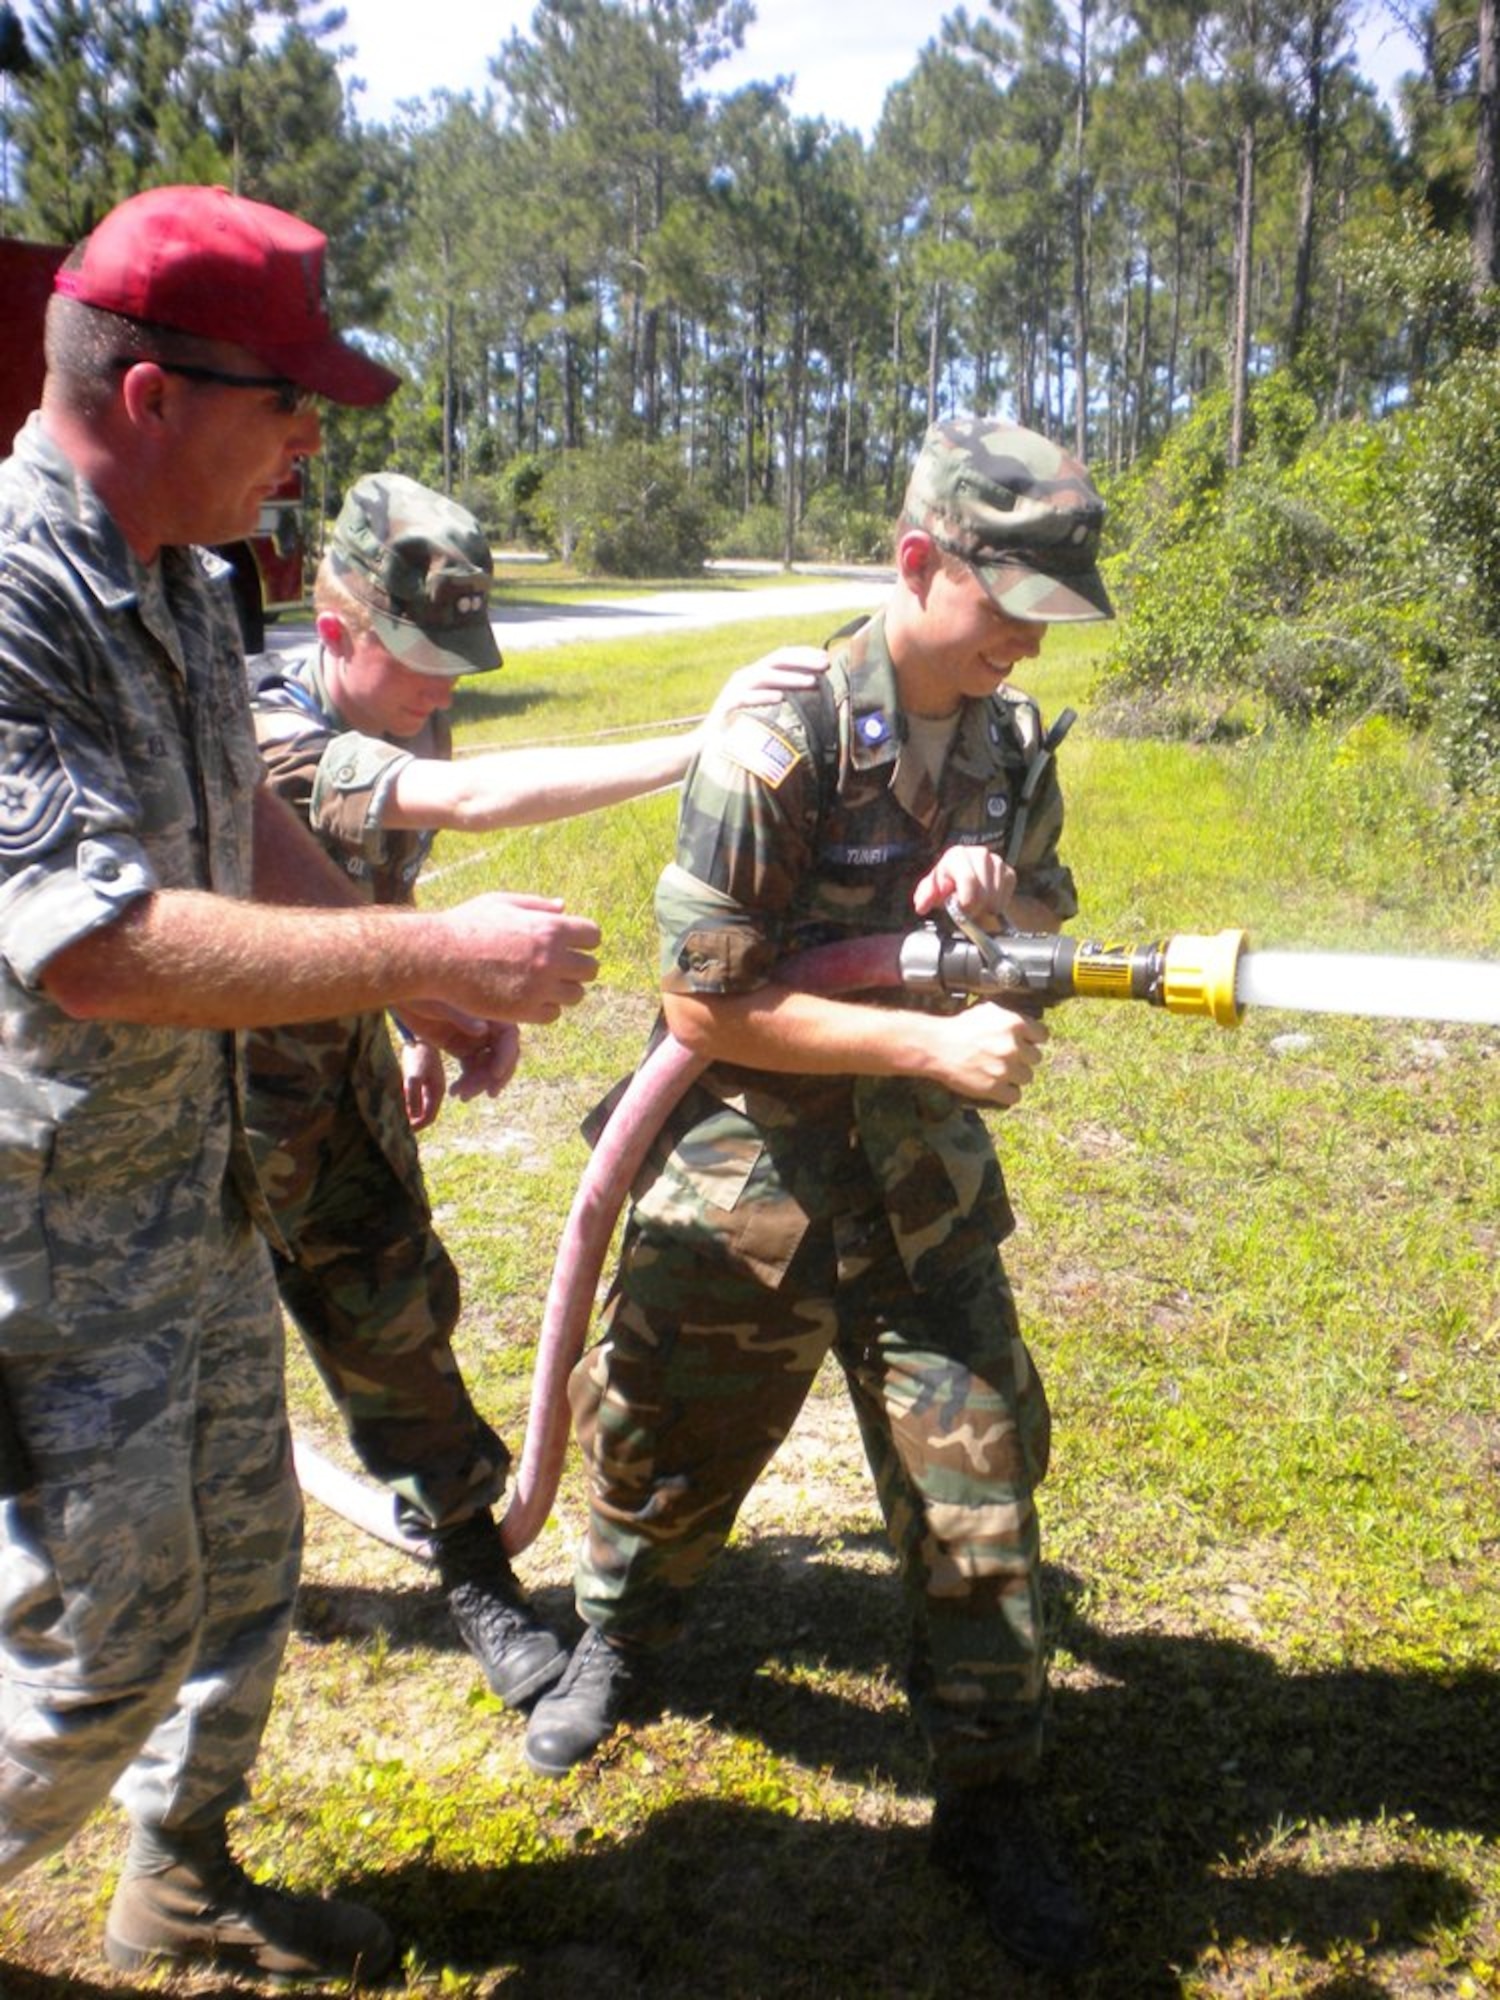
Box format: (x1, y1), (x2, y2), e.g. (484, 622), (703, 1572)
(247, 470), (828, 1712)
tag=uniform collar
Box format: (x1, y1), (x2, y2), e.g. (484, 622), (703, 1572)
(839, 610), (1009, 826)
(14, 416), (153, 618)
(840, 613), (903, 774)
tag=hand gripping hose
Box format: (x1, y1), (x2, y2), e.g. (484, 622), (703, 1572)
(496, 923), (1250, 1550)
(293, 934), (909, 1559)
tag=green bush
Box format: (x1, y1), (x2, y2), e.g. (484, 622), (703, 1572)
(534, 442), (713, 576)
(712, 501), (806, 564)
(1101, 374), (1328, 705)
(709, 489), (890, 567)
(1097, 214), (1500, 856)
(798, 485), (891, 564)
(492, 453), (551, 548)
(1097, 359), (1497, 734)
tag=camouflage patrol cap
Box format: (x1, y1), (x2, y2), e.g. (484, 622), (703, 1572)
(902, 416), (1113, 623)
(327, 472), (501, 676)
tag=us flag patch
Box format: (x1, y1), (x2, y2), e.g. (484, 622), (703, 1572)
(718, 712), (804, 789)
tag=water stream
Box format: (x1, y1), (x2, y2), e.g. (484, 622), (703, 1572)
(1236, 950), (1500, 1026)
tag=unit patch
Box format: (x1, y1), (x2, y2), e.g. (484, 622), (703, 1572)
(718, 711), (805, 789)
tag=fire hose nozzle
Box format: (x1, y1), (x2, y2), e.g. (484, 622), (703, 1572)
(899, 922), (1248, 1027)
(1157, 928), (1247, 1027)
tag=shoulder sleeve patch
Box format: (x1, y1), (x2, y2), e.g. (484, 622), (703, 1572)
(715, 711), (806, 790)
(0, 717), (78, 858)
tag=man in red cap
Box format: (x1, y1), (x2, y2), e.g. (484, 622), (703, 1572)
(0, 185), (600, 1981)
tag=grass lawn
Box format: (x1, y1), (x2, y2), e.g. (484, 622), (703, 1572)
(3, 615), (1497, 1997)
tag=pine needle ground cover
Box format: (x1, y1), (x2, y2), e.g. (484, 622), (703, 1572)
(4, 616), (1497, 1998)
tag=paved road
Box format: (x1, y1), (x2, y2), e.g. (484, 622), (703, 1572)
(491, 569), (890, 652)
(266, 565), (892, 655)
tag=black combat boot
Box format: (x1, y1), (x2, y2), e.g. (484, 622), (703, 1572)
(523, 1626), (656, 1776)
(929, 1781), (1096, 1976)
(104, 1819), (394, 1980)
(434, 1509), (567, 1707)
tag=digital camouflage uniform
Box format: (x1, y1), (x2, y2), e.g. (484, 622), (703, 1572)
(569, 607), (1078, 1790)
(246, 644), (507, 1535)
(0, 418), (302, 1874)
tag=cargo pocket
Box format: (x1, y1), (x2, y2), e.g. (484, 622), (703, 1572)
(632, 1104), (810, 1285)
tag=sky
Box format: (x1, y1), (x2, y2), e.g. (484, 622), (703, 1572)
(5, 0), (1428, 137)
(328, 0), (1424, 133)
(335, 0), (964, 132)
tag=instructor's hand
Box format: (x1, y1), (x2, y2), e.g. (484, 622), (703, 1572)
(428, 893), (600, 1025)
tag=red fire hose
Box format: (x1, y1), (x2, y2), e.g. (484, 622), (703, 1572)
(497, 932), (906, 1551)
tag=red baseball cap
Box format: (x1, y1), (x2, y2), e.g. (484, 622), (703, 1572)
(53, 184), (400, 408)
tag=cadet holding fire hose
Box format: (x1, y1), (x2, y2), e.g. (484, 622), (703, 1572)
(524, 417), (1112, 1979)
(245, 470), (828, 1715)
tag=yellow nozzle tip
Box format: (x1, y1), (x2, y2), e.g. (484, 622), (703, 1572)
(1160, 929), (1247, 1027)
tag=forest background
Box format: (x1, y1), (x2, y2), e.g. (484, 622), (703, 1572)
(5, 0), (1500, 828)
(5, 0), (1500, 853)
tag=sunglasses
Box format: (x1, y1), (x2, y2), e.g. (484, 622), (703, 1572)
(109, 356), (316, 416)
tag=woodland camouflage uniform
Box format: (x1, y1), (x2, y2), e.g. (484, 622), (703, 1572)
(531, 414), (1113, 1975)
(244, 476), (507, 1537)
(568, 601), (1079, 1789)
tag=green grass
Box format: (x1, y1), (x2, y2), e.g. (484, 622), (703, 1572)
(5, 613), (1498, 1997)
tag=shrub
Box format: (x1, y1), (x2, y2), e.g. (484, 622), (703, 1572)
(798, 486), (891, 564)
(1100, 374), (1327, 704)
(712, 501), (804, 564)
(493, 453), (551, 548)
(534, 442), (713, 576)
(1098, 367), (1472, 727)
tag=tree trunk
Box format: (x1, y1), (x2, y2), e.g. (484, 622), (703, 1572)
(1229, 117), (1256, 468)
(1070, 0), (1091, 459)
(1475, 0), (1500, 292)
(1288, 6), (1329, 360)
(442, 257), (456, 495)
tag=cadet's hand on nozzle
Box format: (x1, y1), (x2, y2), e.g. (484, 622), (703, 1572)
(435, 893), (600, 1025)
(913, 846), (1018, 930)
(926, 1002), (1048, 1109)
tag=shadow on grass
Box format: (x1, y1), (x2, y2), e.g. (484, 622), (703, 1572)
(361, 1800), (1469, 2000)
(371, 1799), (1036, 2000)
(296, 1542), (1495, 1991)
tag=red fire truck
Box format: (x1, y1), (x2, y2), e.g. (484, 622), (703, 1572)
(0, 234), (309, 646)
